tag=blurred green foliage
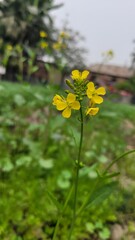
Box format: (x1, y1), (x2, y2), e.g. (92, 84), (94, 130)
(0, 82), (135, 239)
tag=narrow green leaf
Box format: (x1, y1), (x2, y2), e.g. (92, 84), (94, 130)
(85, 181), (117, 210)
(46, 190), (61, 211)
(104, 172), (120, 179)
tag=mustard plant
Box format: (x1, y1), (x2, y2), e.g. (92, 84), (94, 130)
(52, 69), (135, 240)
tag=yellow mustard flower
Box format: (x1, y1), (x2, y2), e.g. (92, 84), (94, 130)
(86, 82), (106, 104)
(71, 70), (89, 81)
(40, 42), (48, 49)
(53, 93), (80, 118)
(6, 44), (13, 51)
(60, 31), (69, 38)
(53, 41), (66, 50)
(86, 107), (99, 116)
(40, 31), (47, 38)
(53, 42), (61, 50)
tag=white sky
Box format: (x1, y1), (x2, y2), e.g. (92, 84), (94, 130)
(53, 0), (135, 67)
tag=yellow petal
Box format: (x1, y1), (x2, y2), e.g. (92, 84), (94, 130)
(93, 95), (103, 104)
(53, 94), (62, 105)
(71, 101), (80, 110)
(67, 93), (76, 103)
(62, 107), (71, 118)
(96, 87), (106, 95)
(71, 70), (80, 80)
(86, 89), (93, 99)
(56, 102), (67, 110)
(86, 107), (99, 116)
(87, 82), (95, 92)
(81, 70), (89, 80)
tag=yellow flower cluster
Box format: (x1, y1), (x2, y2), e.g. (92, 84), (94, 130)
(53, 70), (106, 118)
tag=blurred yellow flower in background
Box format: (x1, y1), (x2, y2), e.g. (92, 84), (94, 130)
(59, 31), (69, 39)
(53, 41), (67, 50)
(40, 31), (48, 38)
(40, 42), (48, 49)
(6, 44), (13, 51)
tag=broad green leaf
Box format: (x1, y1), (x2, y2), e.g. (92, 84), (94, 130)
(98, 155), (108, 163)
(61, 170), (72, 179)
(16, 156), (32, 167)
(88, 170), (98, 179)
(99, 227), (111, 240)
(39, 159), (54, 169)
(14, 94), (26, 106)
(85, 222), (95, 233)
(2, 160), (14, 172)
(31, 66), (39, 73)
(57, 177), (70, 189)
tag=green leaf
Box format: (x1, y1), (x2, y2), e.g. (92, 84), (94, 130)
(14, 94), (26, 106)
(34, 93), (44, 101)
(45, 63), (51, 71)
(85, 181), (117, 210)
(16, 156), (32, 167)
(31, 66), (39, 73)
(57, 170), (72, 189)
(2, 160), (14, 172)
(61, 170), (72, 179)
(85, 222), (95, 233)
(57, 177), (70, 189)
(99, 227), (111, 240)
(88, 170), (98, 179)
(46, 190), (61, 211)
(39, 158), (54, 169)
(101, 111), (117, 118)
(98, 155), (108, 163)
(104, 172), (120, 179)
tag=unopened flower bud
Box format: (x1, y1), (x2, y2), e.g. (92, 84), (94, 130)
(66, 79), (74, 90)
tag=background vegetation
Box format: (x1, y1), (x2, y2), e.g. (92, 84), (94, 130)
(0, 0), (135, 239)
(0, 82), (135, 239)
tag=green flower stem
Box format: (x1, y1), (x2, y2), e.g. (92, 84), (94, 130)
(68, 106), (84, 240)
(52, 185), (73, 240)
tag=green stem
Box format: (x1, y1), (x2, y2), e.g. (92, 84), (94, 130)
(68, 106), (84, 240)
(52, 185), (73, 240)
